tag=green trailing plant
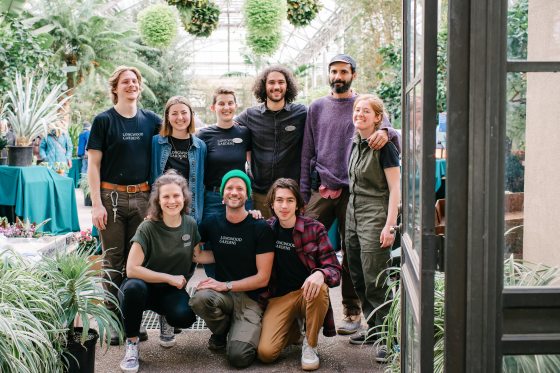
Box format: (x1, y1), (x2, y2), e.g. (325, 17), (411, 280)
(378, 256), (560, 372)
(178, 0), (220, 38)
(138, 4), (179, 48)
(3, 72), (70, 146)
(287, 0), (321, 27)
(0, 250), (65, 373)
(167, 0), (207, 8)
(244, 0), (285, 56)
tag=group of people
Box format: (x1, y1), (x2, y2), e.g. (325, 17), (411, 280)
(86, 54), (401, 373)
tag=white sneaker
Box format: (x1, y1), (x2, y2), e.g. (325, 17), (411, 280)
(120, 340), (139, 372)
(301, 337), (320, 371)
(159, 315), (176, 348)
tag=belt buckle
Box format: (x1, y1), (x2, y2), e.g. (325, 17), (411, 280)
(126, 185), (138, 193)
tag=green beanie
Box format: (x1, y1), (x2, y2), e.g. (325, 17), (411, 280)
(220, 169), (252, 197)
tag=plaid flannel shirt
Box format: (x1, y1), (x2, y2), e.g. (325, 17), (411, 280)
(263, 215), (342, 337)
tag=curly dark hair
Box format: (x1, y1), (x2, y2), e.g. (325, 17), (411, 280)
(252, 65), (299, 104)
(146, 170), (192, 221)
(265, 178), (305, 218)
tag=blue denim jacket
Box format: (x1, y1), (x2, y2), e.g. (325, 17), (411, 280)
(150, 135), (206, 224)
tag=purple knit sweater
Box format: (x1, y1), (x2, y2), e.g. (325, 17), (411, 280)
(300, 94), (399, 200)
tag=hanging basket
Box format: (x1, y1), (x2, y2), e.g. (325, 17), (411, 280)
(287, 0), (322, 27)
(178, 0), (220, 38)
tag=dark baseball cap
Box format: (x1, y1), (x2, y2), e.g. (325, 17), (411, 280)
(328, 54), (357, 70)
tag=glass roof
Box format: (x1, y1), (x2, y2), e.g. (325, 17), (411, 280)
(110, 0), (346, 77)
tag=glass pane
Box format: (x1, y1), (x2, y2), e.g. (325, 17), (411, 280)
(504, 71), (560, 287)
(404, 292), (420, 373)
(407, 0), (415, 84)
(413, 83), (423, 250)
(507, 0), (560, 61)
(406, 90), (415, 239)
(415, 0), (423, 76)
(503, 355), (560, 372)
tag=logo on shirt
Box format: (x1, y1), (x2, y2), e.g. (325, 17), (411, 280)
(276, 240), (295, 251)
(219, 235), (242, 245)
(182, 234), (192, 247)
(122, 132), (144, 141)
(170, 150), (189, 159)
(217, 138), (243, 146)
(284, 125), (296, 132)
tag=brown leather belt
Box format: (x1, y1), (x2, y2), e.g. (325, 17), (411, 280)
(100, 181), (150, 193)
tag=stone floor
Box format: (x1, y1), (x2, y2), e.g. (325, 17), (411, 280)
(75, 189), (385, 372)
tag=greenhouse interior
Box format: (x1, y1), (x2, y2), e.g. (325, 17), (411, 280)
(1, 0), (559, 372)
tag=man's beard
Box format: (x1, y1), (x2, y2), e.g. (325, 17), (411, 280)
(330, 79), (352, 94)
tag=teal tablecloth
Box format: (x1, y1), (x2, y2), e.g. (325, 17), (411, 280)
(0, 166), (80, 234)
(68, 158), (82, 188)
(435, 159), (447, 193)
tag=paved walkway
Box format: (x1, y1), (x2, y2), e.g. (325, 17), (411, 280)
(75, 189), (384, 372)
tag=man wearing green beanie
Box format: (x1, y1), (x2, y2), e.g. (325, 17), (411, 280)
(190, 169), (275, 368)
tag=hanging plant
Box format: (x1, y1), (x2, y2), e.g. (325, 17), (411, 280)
(287, 0), (321, 27)
(167, 0), (207, 7)
(244, 0), (285, 56)
(177, 1), (220, 38)
(138, 4), (179, 48)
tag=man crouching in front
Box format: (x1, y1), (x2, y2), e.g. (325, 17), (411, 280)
(190, 169), (275, 368)
(257, 178), (341, 371)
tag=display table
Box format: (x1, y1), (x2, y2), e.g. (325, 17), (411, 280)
(0, 166), (80, 234)
(68, 158), (82, 188)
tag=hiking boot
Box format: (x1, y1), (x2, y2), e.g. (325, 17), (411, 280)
(301, 337), (320, 371)
(159, 315), (176, 348)
(349, 331), (377, 345)
(139, 325), (148, 342)
(208, 333), (227, 351)
(375, 345), (389, 363)
(336, 315), (361, 335)
(119, 340), (139, 373)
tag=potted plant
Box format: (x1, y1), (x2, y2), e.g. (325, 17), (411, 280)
(78, 176), (92, 206)
(40, 250), (123, 373)
(3, 72), (70, 166)
(287, 0), (321, 27)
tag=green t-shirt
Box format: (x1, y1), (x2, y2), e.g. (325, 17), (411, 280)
(131, 215), (200, 280)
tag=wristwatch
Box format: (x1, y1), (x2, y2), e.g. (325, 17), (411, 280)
(225, 281), (233, 292)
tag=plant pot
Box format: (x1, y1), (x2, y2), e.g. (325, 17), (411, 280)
(63, 327), (99, 373)
(0, 156), (7, 165)
(84, 194), (92, 206)
(7, 145), (33, 166)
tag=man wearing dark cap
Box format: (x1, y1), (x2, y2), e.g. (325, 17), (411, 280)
(190, 169), (275, 369)
(300, 54), (401, 338)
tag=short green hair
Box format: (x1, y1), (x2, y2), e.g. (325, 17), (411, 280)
(220, 169), (252, 196)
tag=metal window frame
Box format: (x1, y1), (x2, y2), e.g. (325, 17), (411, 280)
(445, 0), (560, 370)
(400, 0), (438, 371)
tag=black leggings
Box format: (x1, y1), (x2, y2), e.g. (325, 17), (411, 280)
(119, 278), (197, 338)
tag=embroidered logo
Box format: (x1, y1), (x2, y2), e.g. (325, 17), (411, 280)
(285, 125), (296, 132)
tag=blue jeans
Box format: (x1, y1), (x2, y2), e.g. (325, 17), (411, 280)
(201, 190), (252, 278)
(80, 156), (88, 174)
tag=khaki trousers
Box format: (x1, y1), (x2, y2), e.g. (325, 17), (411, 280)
(251, 191), (273, 219)
(258, 285), (329, 363)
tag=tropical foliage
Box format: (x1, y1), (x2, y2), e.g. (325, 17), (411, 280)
(287, 0), (321, 27)
(0, 17), (61, 96)
(138, 4), (178, 48)
(244, 0), (285, 56)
